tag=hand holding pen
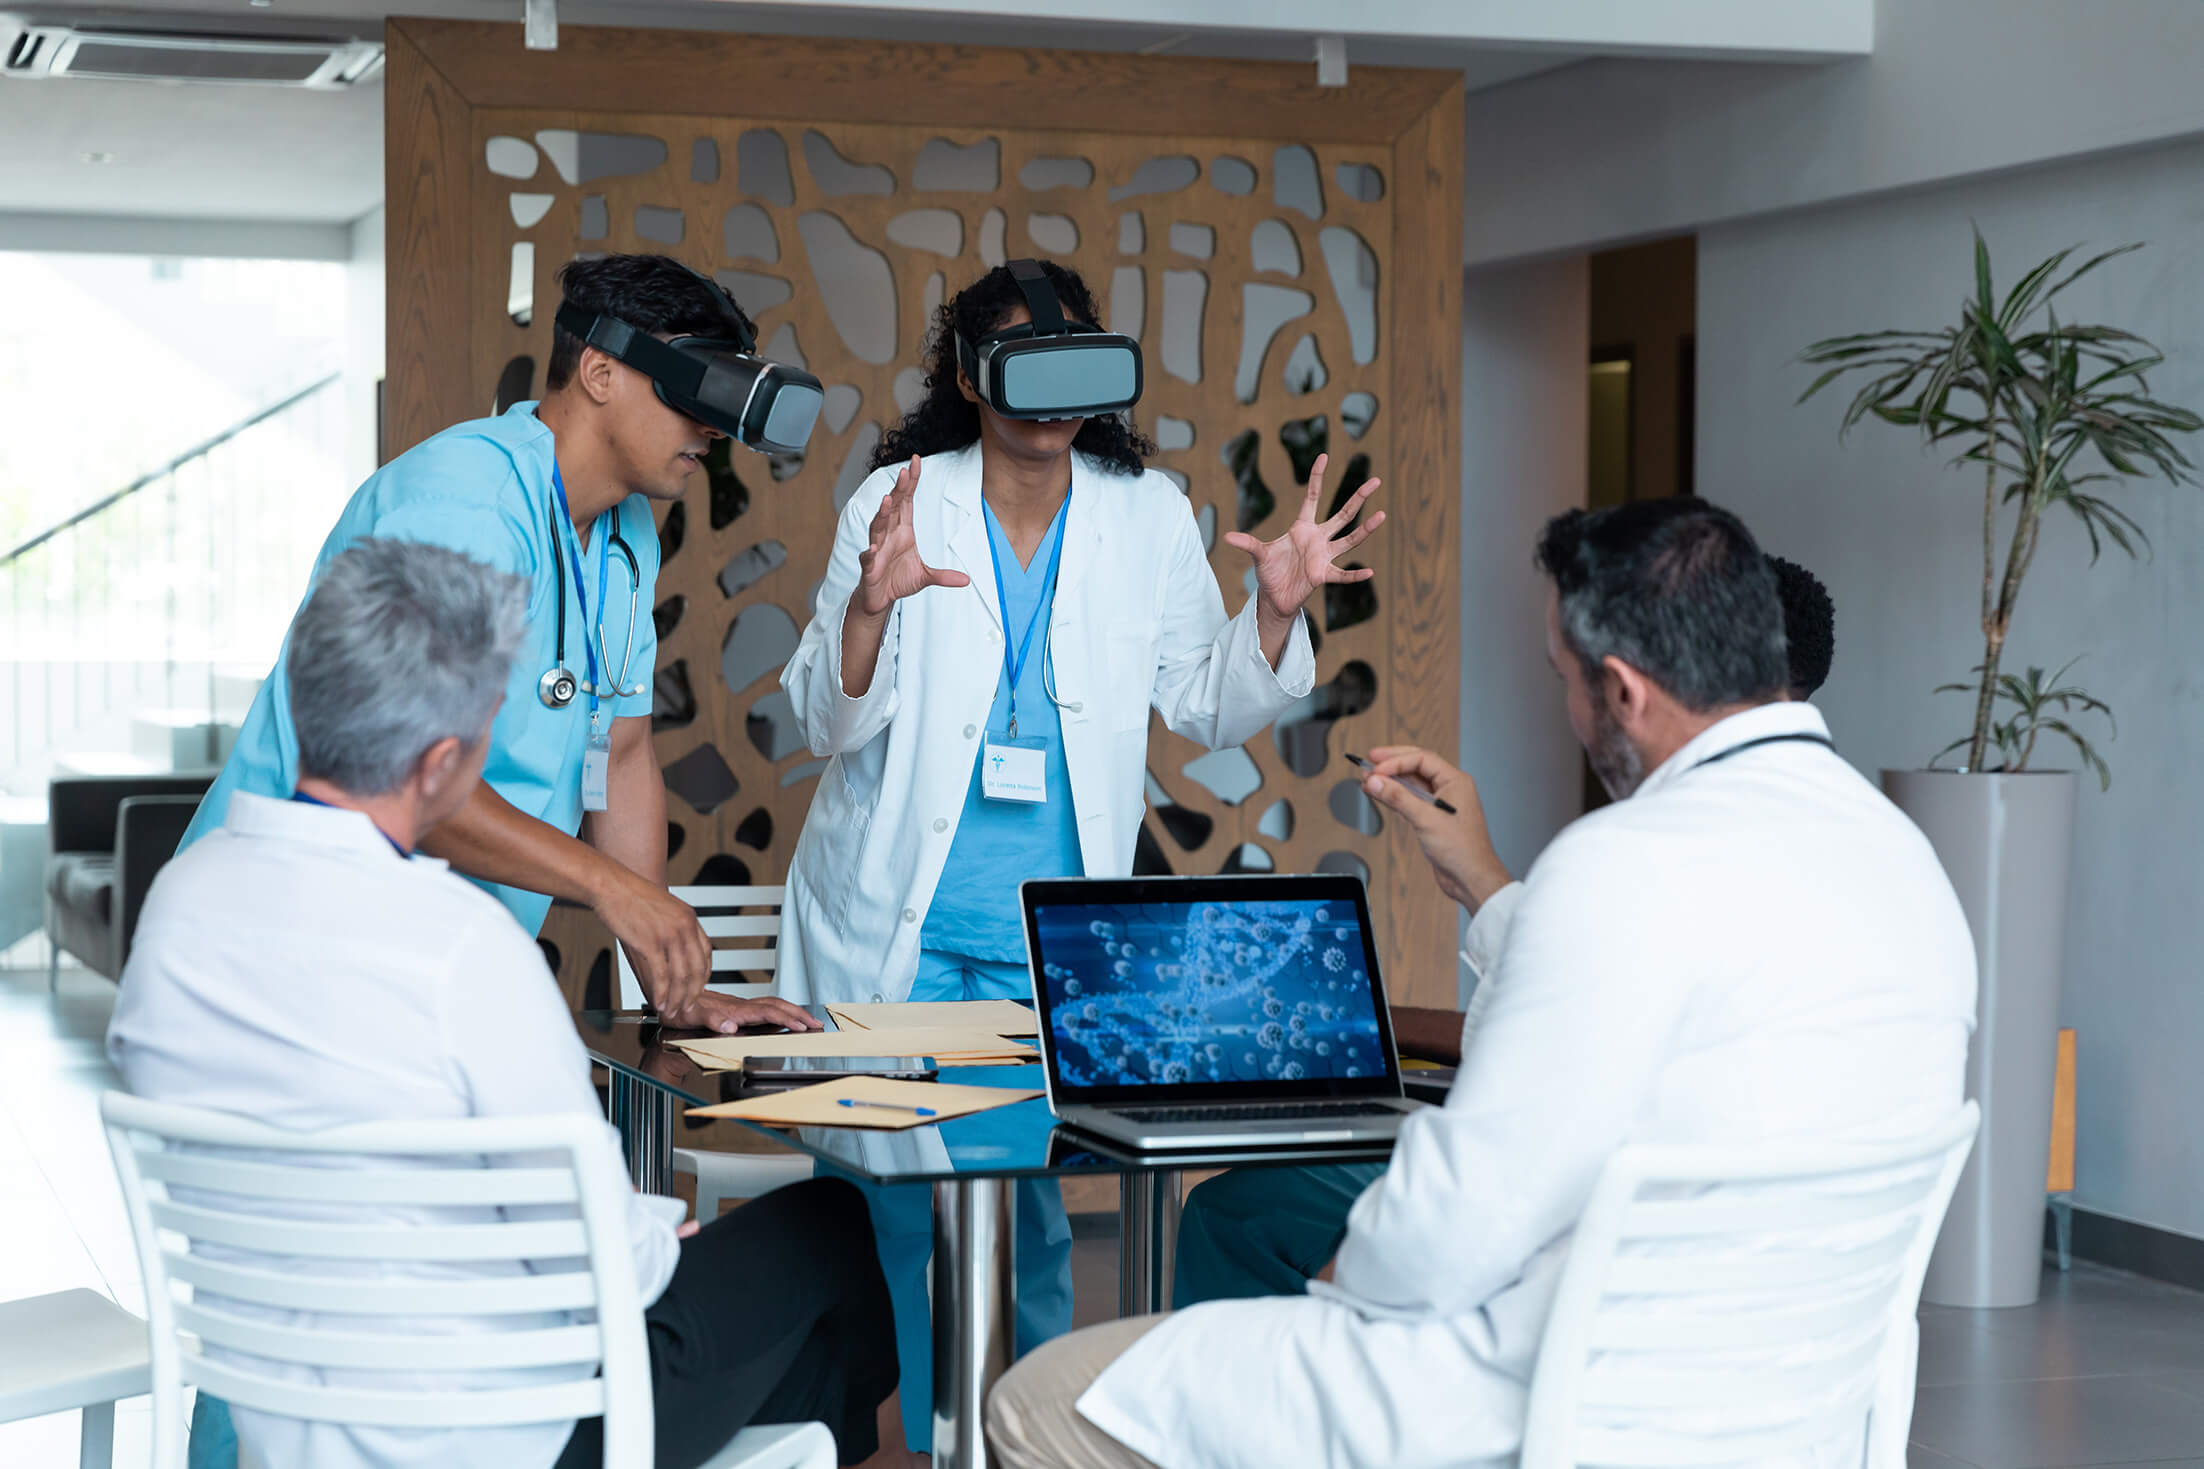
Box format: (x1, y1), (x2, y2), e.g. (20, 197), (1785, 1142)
(1344, 752), (1456, 814)
(1352, 746), (1516, 914)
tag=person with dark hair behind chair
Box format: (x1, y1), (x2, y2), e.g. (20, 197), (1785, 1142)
(775, 258), (1392, 1453)
(1170, 547), (1843, 1309)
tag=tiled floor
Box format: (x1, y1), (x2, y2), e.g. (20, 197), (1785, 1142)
(7, 961), (2204, 1467)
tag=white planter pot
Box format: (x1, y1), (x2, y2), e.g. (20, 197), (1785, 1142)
(1883, 768), (2077, 1308)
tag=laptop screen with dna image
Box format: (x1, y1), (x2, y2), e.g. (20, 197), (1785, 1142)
(1030, 896), (1388, 1091)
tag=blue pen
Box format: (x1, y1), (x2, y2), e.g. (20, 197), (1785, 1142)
(838, 1097), (938, 1118)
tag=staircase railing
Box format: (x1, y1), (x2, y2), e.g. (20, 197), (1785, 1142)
(1, 372), (348, 790)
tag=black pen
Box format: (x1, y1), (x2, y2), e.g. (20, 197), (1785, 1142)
(1344, 752), (1458, 815)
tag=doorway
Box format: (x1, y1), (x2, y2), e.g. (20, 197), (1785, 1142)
(1582, 233), (1696, 808)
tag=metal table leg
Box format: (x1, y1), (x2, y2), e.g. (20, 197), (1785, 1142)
(607, 1069), (675, 1195)
(933, 1176), (1016, 1469)
(1116, 1168), (1181, 1317)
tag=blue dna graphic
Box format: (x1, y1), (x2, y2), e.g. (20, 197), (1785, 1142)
(1036, 901), (1382, 1087)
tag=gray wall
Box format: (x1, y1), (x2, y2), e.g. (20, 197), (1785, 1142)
(1456, 255), (1590, 1002)
(1697, 135), (2204, 1238)
(1464, 0), (2204, 266)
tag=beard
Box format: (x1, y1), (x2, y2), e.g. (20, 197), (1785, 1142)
(1586, 693), (1647, 801)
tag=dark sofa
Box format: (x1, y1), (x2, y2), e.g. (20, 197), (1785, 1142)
(44, 774), (214, 983)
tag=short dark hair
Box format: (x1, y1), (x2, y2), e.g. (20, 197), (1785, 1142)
(1535, 498), (1789, 711)
(545, 254), (755, 391)
(1769, 555), (1836, 699)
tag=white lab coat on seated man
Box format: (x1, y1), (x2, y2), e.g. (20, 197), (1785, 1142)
(108, 792), (686, 1469)
(1077, 701), (1979, 1469)
(776, 443), (1314, 1006)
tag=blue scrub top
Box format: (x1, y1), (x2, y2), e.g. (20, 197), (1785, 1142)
(921, 497), (1086, 964)
(178, 402), (662, 937)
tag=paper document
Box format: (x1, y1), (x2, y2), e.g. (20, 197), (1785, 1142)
(671, 1027), (1039, 1072)
(825, 999), (1039, 1037)
(686, 1075), (1043, 1129)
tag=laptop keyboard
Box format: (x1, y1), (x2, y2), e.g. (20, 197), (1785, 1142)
(1132, 1101), (1401, 1125)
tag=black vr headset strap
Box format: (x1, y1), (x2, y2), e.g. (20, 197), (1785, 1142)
(1007, 259), (1068, 334)
(554, 301), (713, 400)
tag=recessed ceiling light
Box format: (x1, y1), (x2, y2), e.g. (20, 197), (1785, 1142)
(248, 0), (272, 8)
(82, 151), (117, 165)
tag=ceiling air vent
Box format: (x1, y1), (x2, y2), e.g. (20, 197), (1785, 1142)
(0, 14), (383, 87)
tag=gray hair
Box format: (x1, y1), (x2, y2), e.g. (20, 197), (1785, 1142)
(288, 538), (529, 796)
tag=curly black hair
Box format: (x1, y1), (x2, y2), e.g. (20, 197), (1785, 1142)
(1770, 555), (1837, 699)
(872, 260), (1155, 475)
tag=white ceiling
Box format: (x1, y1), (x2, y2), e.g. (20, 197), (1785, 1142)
(0, 0), (1848, 226)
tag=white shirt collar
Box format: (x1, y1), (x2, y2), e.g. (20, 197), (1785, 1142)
(1632, 700), (1834, 801)
(223, 790), (449, 870)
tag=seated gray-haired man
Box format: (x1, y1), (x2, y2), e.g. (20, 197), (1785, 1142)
(109, 539), (909, 1469)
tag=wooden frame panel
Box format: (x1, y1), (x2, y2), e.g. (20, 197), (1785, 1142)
(386, 17), (1462, 1007)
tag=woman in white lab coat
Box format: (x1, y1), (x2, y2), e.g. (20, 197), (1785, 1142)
(776, 259), (1386, 1452)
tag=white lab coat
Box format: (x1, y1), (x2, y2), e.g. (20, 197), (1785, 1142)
(108, 793), (685, 1469)
(777, 444), (1315, 1006)
(1078, 702), (1979, 1469)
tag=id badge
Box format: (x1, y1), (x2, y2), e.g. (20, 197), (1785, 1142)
(581, 723), (611, 813)
(980, 733), (1049, 804)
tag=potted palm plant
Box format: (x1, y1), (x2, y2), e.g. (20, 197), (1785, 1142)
(1799, 231), (2199, 1307)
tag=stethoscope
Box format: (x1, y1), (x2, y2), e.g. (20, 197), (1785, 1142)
(1682, 730), (1835, 776)
(538, 468), (647, 710)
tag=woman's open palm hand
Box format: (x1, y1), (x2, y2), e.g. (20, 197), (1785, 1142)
(1224, 453), (1385, 623)
(856, 455), (970, 617)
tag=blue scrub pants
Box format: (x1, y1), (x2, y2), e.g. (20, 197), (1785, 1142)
(1171, 1161), (1386, 1306)
(838, 951), (1074, 1455)
(186, 1397), (236, 1468)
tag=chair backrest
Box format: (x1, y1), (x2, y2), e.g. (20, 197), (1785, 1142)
(101, 1091), (656, 1469)
(615, 884), (786, 1011)
(1519, 1102), (1980, 1469)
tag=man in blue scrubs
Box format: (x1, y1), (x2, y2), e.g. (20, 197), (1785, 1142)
(185, 253), (811, 1031)
(175, 254), (821, 1463)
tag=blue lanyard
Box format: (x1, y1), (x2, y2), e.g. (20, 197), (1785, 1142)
(551, 463), (611, 720)
(289, 791), (412, 858)
(987, 497), (1068, 740)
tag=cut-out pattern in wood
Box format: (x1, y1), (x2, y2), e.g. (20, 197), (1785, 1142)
(478, 114), (1400, 1006)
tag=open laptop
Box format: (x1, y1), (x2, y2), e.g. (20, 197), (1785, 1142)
(1020, 874), (1420, 1150)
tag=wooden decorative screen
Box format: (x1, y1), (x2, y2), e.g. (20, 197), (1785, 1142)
(386, 19), (1463, 1008)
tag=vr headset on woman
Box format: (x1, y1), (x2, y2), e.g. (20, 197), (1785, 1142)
(956, 259), (1144, 421)
(553, 277), (824, 455)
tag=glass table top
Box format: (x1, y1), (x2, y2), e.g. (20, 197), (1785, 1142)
(575, 1006), (1402, 1184)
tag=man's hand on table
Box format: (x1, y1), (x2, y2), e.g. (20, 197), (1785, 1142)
(593, 864), (715, 1016)
(661, 990), (824, 1035)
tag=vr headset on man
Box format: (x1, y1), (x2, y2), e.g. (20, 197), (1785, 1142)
(957, 258), (1144, 421)
(553, 276), (825, 455)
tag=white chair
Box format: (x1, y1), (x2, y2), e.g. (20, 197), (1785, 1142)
(0, 1288), (151, 1467)
(101, 1091), (835, 1469)
(618, 884), (816, 1218)
(1519, 1102), (1979, 1469)
(682, 1147), (816, 1223)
